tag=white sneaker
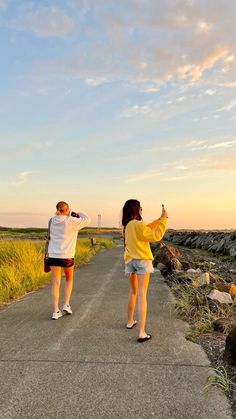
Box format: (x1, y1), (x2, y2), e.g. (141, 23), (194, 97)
(62, 304), (72, 315)
(52, 310), (62, 320)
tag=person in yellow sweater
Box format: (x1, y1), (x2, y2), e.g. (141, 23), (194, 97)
(122, 199), (168, 343)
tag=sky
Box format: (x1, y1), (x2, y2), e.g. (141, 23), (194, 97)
(0, 0), (236, 230)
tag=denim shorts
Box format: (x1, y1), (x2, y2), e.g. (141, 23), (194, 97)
(125, 259), (154, 275)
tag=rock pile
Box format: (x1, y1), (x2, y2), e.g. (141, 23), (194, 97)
(151, 242), (235, 294)
(151, 241), (236, 365)
(164, 230), (236, 258)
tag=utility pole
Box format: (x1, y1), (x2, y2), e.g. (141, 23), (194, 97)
(97, 214), (101, 230)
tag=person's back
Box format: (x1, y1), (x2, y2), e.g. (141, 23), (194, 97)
(124, 216), (167, 263)
(47, 201), (90, 320)
(49, 213), (90, 259)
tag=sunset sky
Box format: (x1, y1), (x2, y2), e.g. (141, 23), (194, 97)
(0, 0), (236, 229)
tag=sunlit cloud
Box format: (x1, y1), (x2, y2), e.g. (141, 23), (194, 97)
(220, 82), (236, 87)
(176, 46), (228, 82)
(197, 20), (211, 33)
(191, 140), (236, 151)
(175, 165), (188, 170)
(123, 142), (236, 185)
(140, 85), (160, 93)
(148, 140), (207, 153)
(181, 149), (236, 174)
(1, 0), (236, 229)
(11, 7), (75, 37)
(24, 0), (235, 90)
(11, 171), (33, 186)
(217, 100), (236, 112)
(204, 89), (216, 95)
(224, 55), (235, 64)
(196, 151), (236, 173)
(209, 140), (236, 149)
(177, 96), (186, 102)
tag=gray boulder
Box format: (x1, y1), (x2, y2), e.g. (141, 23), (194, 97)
(152, 244), (181, 267)
(207, 289), (233, 304)
(164, 229), (236, 258)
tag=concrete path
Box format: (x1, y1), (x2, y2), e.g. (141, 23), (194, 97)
(0, 245), (232, 419)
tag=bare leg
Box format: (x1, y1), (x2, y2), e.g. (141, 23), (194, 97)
(64, 266), (74, 305)
(127, 273), (138, 327)
(51, 267), (62, 312)
(137, 273), (150, 339)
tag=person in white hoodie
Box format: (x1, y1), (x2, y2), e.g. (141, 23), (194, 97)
(47, 201), (91, 320)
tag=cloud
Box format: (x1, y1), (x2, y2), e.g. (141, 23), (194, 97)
(196, 20), (212, 33)
(26, 0), (236, 89)
(204, 89), (216, 95)
(188, 140), (236, 151)
(224, 55), (235, 64)
(11, 171), (33, 186)
(208, 140), (236, 149)
(148, 140), (207, 153)
(25, 141), (53, 152)
(123, 139), (236, 184)
(85, 77), (109, 86)
(121, 103), (155, 118)
(176, 46), (228, 82)
(220, 82), (236, 87)
(120, 92), (192, 120)
(177, 96), (186, 102)
(217, 100), (236, 112)
(0, 140), (53, 158)
(196, 151), (236, 173)
(153, 140), (236, 152)
(178, 147), (236, 174)
(11, 7), (75, 37)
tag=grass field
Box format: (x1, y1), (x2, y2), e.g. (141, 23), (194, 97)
(0, 237), (113, 304)
(0, 226), (121, 240)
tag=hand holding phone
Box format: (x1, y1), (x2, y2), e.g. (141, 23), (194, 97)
(161, 204), (168, 219)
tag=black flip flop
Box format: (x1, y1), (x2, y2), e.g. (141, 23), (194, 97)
(137, 334), (152, 343)
(126, 320), (137, 329)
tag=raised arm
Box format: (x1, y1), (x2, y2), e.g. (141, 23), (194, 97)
(71, 212), (91, 231)
(137, 217), (167, 242)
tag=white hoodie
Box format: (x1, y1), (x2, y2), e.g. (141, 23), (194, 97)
(48, 212), (91, 259)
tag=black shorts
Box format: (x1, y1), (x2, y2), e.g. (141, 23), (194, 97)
(47, 258), (74, 268)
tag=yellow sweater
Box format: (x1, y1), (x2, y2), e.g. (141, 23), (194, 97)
(124, 217), (167, 263)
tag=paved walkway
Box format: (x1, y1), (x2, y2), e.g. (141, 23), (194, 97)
(0, 245), (232, 418)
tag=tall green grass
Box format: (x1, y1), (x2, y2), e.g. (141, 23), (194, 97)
(0, 238), (113, 304)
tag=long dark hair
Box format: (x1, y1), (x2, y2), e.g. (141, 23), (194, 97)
(122, 199), (142, 227)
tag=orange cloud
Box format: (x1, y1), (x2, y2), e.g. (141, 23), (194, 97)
(177, 46), (228, 81)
